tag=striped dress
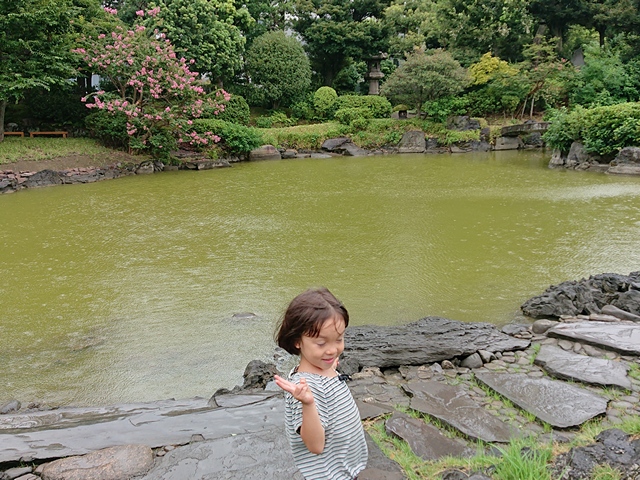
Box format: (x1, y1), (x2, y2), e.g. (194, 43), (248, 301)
(284, 371), (368, 480)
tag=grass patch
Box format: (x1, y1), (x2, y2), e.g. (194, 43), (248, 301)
(628, 363), (640, 381)
(591, 464), (622, 480)
(0, 137), (113, 164)
(492, 437), (553, 480)
(529, 343), (541, 364)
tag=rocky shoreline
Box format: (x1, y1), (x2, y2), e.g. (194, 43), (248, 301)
(2, 273), (640, 480)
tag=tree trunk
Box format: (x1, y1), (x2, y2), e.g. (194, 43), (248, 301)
(0, 99), (6, 142)
(530, 96), (535, 118)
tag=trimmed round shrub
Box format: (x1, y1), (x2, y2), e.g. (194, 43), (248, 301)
(334, 95), (392, 119)
(313, 86), (338, 118)
(216, 94), (251, 125)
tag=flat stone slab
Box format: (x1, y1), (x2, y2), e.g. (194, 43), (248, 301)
(343, 317), (530, 372)
(385, 412), (472, 461)
(546, 321), (640, 356)
(0, 396), (285, 463)
(42, 445), (153, 480)
(404, 380), (515, 443)
(135, 428), (402, 480)
(534, 344), (631, 389)
(474, 372), (608, 428)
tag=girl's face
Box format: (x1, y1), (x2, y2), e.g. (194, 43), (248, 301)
(296, 314), (345, 377)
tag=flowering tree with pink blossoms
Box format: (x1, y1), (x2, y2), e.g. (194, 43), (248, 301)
(74, 7), (229, 158)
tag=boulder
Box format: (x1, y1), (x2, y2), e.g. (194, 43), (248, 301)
(521, 272), (640, 318)
(342, 317), (529, 374)
(493, 136), (522, 150)
(397, 130), (426, 153)
(242, 360), (278, 390)
(23, 170), (63, 188)
(249, 145), (281, 161)
(447, 116), (481, 131)
(609, 146), (640, 175)
(321, 137), (351, 151)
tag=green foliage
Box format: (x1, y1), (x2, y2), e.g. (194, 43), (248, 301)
(544, 103), (640, 155)
(383, 0), (438, 58)
(291, 99), (314, 121)
(245, 30), (311, 109)
(569, 43), (640, 107)
(192, 119), (263, 155)
(334, 95), (392, 119)
(432, 0), (534, 64)
(0, 0), (79, 136)
(85, 110), (130, 149)
(591, 464), (622, 480)
(334, 107), (372, 125)
(214, 94), (250, 125)
(332, 62), (366, 94)
(143, 0), (252, 83)
(0, 137), (114, 164)
(290, 0), (390, 86)
(422, 95), (470, 122)
(381, 49), (470, 115)
(254, 111), (297, 128)
(581, 102), (640, 154)
(313, 86), (338, 119)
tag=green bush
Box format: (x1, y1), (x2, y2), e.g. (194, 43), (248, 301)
(581, 103), (640, 155)
(192, 119), (263, 156)
(544, 103), (640, 155)
(254, 112), (297, 128)
(422, 95), (470, 122)
(334, 107), (372, 125)
(334, 95), (392, 119)
(542, 107), (585, 153)
(313, 86), (338, 119)
(291, 99), (314, 120)
(216, 94), (251, 125)
(85, 110), (130, 149)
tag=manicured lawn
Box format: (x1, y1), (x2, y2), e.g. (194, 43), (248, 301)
(0, 137), (115, 165)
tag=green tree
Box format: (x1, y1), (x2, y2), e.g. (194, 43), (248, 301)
(380, 49), (469, 116)
(245, 31), (312, 109)
(291, 0), (391, 86)
(143, 0), (253, 86)
(243, 0), (290, 47)
(432, 0), (534, 64)
(0, 0), (78, 140)
(528, 0), (591, 52)
(382, 0), (439, 57)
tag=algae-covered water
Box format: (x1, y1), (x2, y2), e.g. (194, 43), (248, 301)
(1, 150), (639, 406)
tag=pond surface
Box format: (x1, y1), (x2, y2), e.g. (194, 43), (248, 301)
(1, 150), (640, 407)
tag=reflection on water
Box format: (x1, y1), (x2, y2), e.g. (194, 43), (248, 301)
(1, 150), (639, 406)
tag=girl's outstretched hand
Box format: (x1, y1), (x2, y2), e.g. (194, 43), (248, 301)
(274, 375), (315, 405)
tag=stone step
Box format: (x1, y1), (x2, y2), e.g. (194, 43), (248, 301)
(547, 321), (640, 356)
(385, 412), (474, 461)
(474, 372), (608, 428)
(534, 344), (632, 390)
(404, 380), (516, 443)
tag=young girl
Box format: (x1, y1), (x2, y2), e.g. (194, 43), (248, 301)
(274, 288), (368, 480)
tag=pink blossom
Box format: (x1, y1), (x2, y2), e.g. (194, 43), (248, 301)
(103, 7), (117, 14)
(136, 10), (144, 16)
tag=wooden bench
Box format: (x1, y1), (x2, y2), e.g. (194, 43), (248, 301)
(29, 131), (68, 138)
(4, 132), (24, 137)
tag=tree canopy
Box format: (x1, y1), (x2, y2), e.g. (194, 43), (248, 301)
(0, 0), (79, 139)
(380, 49), (469, 114)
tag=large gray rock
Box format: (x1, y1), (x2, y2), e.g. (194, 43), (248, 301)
(546, 321), (640, 355)
(385, 412), (472, 460)
(0, 396), (285, 463)
(534, 344), (631, 389)
(474, 372), (608, 428)
(41, 445), (153, 480)
(493, 136), (522, 150)
(342, 317), (529, 373)
(342, 142), (369, 156)
(447, 116), (480, 131)
(249, 145), (281, 161)
(609, 146), (640, 175)
(404, 380), (515, 443)
(521, 272), (640, 318)
(551, 429), (640, 480)
(321, 137), (351, 151)
(397, 130), (426, 153)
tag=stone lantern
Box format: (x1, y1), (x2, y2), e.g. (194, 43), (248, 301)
(365, 53), (387, 95)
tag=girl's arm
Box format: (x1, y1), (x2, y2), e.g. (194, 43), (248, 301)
(274, 375), (325, 454)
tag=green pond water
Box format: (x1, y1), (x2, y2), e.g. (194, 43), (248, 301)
(1, 150), (640, 407)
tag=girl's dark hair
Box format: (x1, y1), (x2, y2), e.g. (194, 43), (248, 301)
(275, 287), (349, 355)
